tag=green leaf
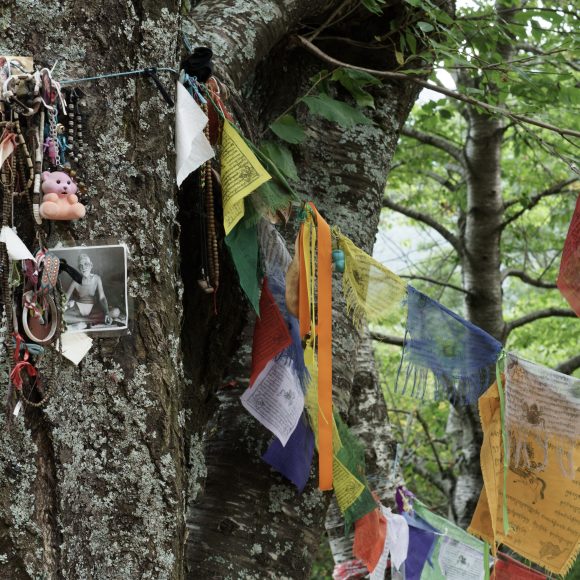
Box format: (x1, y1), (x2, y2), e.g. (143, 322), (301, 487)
(259, 141), (298, 182)
(361, 0), (385, 14)
(395, 50), (405, 65)
(302, 94), (373, 128)
(417, 21), (435, 32)
(332, 69), (380, 109)
(405, 30), (417, 54)
(269, 114), (306, 144)
(438, 108), (452, 119)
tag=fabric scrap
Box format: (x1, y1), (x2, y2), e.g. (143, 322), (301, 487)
(225, 216), (260, 313)
(335, 229), (407, 330)
(353, 507), (388, 574)
(493, 553), (546, 579)
(396, 286), (502, 405)
(175, 81), (214, 187)
(262, 414), (314, 492)
(557, 193), (580, 315)
(241, 359), (303, 446)
(250, 277), (291, 385)
(402, 512), (438, 580)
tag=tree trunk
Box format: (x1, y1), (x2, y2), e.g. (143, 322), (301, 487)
(1, 1), (422, 578)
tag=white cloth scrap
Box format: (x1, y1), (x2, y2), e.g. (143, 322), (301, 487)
(370, 506), (410, 579)
(58, 332), (93, 365)
(241, 359), (304, 446)
(0, 226), (34, 260)
(175, 82), (214, 187)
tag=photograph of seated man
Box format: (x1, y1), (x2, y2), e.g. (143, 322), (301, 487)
(64, 253), (121, 326)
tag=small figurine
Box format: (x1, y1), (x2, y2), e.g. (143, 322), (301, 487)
(39, 170), (85, 220)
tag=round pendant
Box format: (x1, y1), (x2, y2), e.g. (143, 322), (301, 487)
(22, 295), (59, 344)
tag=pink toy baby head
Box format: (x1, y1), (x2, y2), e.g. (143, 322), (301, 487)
(39, 171), (86, 220)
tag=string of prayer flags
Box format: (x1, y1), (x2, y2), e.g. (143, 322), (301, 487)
(493, 553), (546, 580)
(414, 500), (489, 580)
(262, 413), (315, 492)
(220, 120), (271, 235)
(175, 81), (214, 187)
(469, 381), (580, 576)
(557, 193), (580, 315)
(225, 215), (260, 313)
(401, 512), (438, 580)
(241, 359), (304, 446)
(334, 230), (407, 330)
(396, 286), (502, 405)
(250, 277), (291, 385)
(299, 203), (334, 490)
(353, 507), (387, 574)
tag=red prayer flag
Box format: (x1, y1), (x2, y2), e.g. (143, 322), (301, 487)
(250, 278), (292, 385)
(557, 194), (580, 316)
(493, 553), (546, 579)
(353, 508), (387, 574)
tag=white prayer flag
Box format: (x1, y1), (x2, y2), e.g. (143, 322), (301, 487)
(0, 226), (34, 261)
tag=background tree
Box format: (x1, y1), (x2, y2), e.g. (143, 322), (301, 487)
(0, 1), (439, 578)
(376, 0), (579, 528)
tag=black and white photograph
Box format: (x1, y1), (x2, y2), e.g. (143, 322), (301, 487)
(49, 244), (129, 334)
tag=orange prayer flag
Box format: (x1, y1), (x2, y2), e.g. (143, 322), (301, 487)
(353, 508), (387, 574)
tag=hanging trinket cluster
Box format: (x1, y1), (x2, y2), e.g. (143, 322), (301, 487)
(0, 57), (88, 418)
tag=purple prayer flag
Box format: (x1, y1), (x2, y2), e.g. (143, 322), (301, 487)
(262, 414), (314, 492)
(402, 512), (438, 580)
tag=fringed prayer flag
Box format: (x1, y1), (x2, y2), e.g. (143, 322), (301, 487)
(334, 230), (407, 330)
(250, 278), (291, 385)
(493, 554), (546, 580)
(557, 193), (580, 315)
(262, 414), (314, 492)
(469, 380), (580, 577)
(396, 286), (502, 405)
(353, 507), (387, 574)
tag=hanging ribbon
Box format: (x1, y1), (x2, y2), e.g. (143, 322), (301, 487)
(298, 202), (333, 491)
(495, 351), (510, 536)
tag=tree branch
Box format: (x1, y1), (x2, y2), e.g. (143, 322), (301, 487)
(382, 197), (463, 253)
(506, 308), (577, 334)
(556, 354), (580, 376)
(400, 274), (469, 294)
(502, 269), (557, 289)
(401, 126), (464, 164)
(295, 35), (580, 139)
(502, 177), (578, 227)
(370, 331), (404, 346)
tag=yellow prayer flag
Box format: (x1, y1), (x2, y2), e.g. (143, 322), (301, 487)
(333, 457), (365, 513)
(469, 382), (580, 576)
(220, 121), (271, 235)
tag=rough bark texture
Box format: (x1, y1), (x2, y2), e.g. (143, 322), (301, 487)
(1, 2), (185, 578)
(1, 0), (421, 578)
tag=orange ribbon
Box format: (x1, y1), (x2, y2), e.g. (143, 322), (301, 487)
(298, 202), (333, 491)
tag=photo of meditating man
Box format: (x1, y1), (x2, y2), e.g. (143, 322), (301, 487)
(50, 244), (129, 334)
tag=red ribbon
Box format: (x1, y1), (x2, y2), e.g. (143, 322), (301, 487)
(10, 361), (36, 391)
